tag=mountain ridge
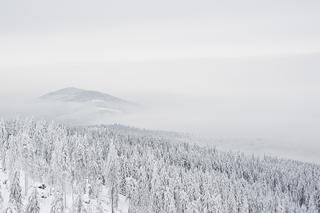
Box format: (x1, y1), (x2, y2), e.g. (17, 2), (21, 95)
(39, 87), (135, 105)
(36, 87), (140, 125)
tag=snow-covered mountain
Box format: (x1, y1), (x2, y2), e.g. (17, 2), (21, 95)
(41, 87), (129, 104)
(37, 87), (139, 125)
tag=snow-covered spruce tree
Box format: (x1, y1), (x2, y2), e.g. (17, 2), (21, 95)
(24, 188), (40, 213)
(51, 133), (70, 209)
(136, 167), (151, 212)
(163, 187), (176, 213)
(125, 177), (137, 213)
(6, 135), (20, 182)
(18, 128), (33, 197)
(50, 191), (64, 213)
(239, 195), (249, 213)
(104, 140), (119, 213)
(0, 185), (4, 210)
(72, 193), (87, 213)
(0, 118), (8, 171)
(7, 171), (22, 213)
(176, 190), (188, 213)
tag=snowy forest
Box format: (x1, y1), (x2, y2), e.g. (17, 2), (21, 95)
(0, 118), (320, 213)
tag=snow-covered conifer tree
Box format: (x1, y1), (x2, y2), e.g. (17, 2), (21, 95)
(163, 187), (176, 213)
(24, 188), (40, 213)
(0, 119), (8, 171)
(104, 140), (119, 213)
(72, 193), (87, 213)
(126, 177), (137, 213)
(50, 191), (64, 213)
(239, 196), (249, 213)
(0, 185), (4, 210)
(7, 171), (22, 213)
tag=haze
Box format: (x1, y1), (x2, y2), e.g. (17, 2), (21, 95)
(1, 0), (320, 162)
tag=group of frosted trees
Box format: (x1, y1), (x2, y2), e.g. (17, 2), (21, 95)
(0, 118), (119, 212)
(1, 118), (320, 213)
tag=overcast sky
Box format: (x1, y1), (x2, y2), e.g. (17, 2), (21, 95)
(0, 0), (319, 94)
(1, 0), (320, 66)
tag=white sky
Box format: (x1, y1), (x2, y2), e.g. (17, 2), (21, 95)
(1, 0), (320, 66)
(1, 0), (320, 96)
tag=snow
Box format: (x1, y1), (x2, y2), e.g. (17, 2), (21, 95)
(1, 118), (319, 212)
(0, 170), (129, 213)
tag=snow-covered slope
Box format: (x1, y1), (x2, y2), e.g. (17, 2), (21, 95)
(1, 118), (320, 212)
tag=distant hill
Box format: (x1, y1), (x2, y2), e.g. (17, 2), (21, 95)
(40, 87), (129, 104)
(37, 87), (140, 124)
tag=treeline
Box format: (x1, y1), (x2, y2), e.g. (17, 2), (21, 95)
(0, 118), (320, 213)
